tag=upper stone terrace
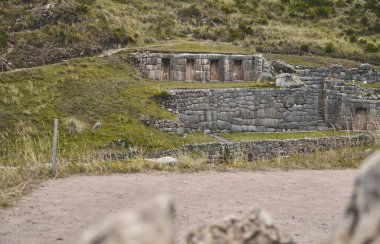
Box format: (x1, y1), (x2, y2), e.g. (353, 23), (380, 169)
(133, 52), (272, 82)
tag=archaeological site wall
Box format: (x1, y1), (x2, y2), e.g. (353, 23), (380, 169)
(133, 52), (380, 134)
(324, 80), (380, 130)
(162, 86), (320, 133)
(148, 134), (371, 163)
(296, 64), (380, 83)
(134, 52), (272, 82)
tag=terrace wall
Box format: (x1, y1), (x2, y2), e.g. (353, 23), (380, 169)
(134, 52), (272, 82)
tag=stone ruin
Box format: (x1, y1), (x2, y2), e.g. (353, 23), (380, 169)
(79, 151), (380, 244)
(134, 52), (380, 134)
(134, 53), (273, 82)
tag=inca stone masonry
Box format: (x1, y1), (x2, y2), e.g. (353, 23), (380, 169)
(134, 52), (380, 133)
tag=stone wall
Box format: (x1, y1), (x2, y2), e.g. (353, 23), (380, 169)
(324, 80), (380, 130)
(133, 52), (272, 82)
(296, 64), (380, 83)
(162, 86), (320, 133)
(149, 134), (371, 163)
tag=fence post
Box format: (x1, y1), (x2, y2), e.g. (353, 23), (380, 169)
(51, 119), (58, 176)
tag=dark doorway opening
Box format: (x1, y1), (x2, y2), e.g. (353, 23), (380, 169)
(186, 59), (195, 81)
(210, 60), (220, 81)
(353, 107), (368, 130)
(233, 60), (243, 81)
(162, 58), (170, 80)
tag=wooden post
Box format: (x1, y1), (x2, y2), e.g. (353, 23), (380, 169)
(51, 119), (58, 176)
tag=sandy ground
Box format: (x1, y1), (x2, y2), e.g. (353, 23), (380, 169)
(0, 170), (357, 244)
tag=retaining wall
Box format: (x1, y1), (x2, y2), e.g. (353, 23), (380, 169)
(163, 86), (320, 133)
(296, 64), (380, 83)
(148, 134), (372, 163)
(324, 80), (380, 130)
(134, 52), (272, 82)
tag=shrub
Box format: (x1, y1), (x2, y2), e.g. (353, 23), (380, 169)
(0, 30), (7, 50)
(369, 21), (380, 34)
(364, 42), (379, 53)
(325, 42), (335, 53)
(220, 3), (236, 14)
(313, 6), (331, 18)
(227, 28), (244, 42)
(300, 43), (310, 53)
(238, 22), (254, 35)
(63, 117), (87, 134)
(360, 16), (369, 26)
(153, 91), (171, 103)
(108, 27), (136, 45)
(178, 4), (202, 20)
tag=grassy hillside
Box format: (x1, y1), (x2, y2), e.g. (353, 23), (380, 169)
(0, 52), (278, 163)
(0, 0), (380, 70)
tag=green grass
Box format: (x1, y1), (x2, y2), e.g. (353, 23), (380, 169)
(0, 54), (229, 157)
(225, 144), (379, 171)
(1, 138), (377, 207)
(0, 52), (274, 167)
(1, 0), (380, 70)
(138, 41), (255, 54)
(263, 53), (369, 68)
(352, 83), (380, 89)
(217, 130), (359, 142)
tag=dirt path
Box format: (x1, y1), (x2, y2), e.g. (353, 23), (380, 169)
(0, 170), (356, 244)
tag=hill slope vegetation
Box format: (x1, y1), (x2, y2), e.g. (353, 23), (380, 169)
(0, 0), (380, 70)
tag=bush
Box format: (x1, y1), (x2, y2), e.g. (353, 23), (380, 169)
(360, 16), (369, 26)
(325, 42), (335, 53)
(300, 43), (310, 53)
(63, 117), (87, 134)
(364, 42), (379, 53)
(238, 22), (254, 35)
(220, 3), (236, 14)
(178, 4), (202, 20)
(108, 27), (136, 45)
(153, 91), (171, 103)
(369, 21), (380, 34)
(0, 30), (7, 50)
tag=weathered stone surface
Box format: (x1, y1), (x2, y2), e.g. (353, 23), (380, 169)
(146, 156), (178, 164)
(328, 151), (380, 244)
(272, 60), (296, 74)
(360, 63), (371, 70)
(145, 134), (371, 164)
(186, 208), (295, 244)
(275, 73), (304, 88)
(296, 64), (380, 83)
(134, 52), (271, 82)
(78, 195), (175, 244)
(258, 72), (274, 82)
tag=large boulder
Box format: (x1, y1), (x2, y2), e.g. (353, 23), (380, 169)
(258, 72), (274, 82)
(186, 208), (295, 244)
(328, 151), (380, 244)
(275, 73), (304, 88)
(78, 195), (175, 244)
(272, 60), (296, 74)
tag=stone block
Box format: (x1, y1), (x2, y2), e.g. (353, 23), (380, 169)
(231, 125), (242, 132)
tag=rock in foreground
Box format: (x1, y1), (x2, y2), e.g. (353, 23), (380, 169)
(78, 195), (175, 244)
(328, 151), (380, 244)
(186, 208), (295, 244)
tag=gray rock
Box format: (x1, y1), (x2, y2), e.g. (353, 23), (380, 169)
(139, 116), (152, 125)
(272, 60), (296, 74)
(275, 73), (304, 88)
(258, 72), (274, 82)
(186, 208), (295, 244)
(92, 122), (101, 129)
(79, 195), (175, 244)
(360, 63), (371, 70)
(328, 151), (380, 244)
(146, 157), (178, 164)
